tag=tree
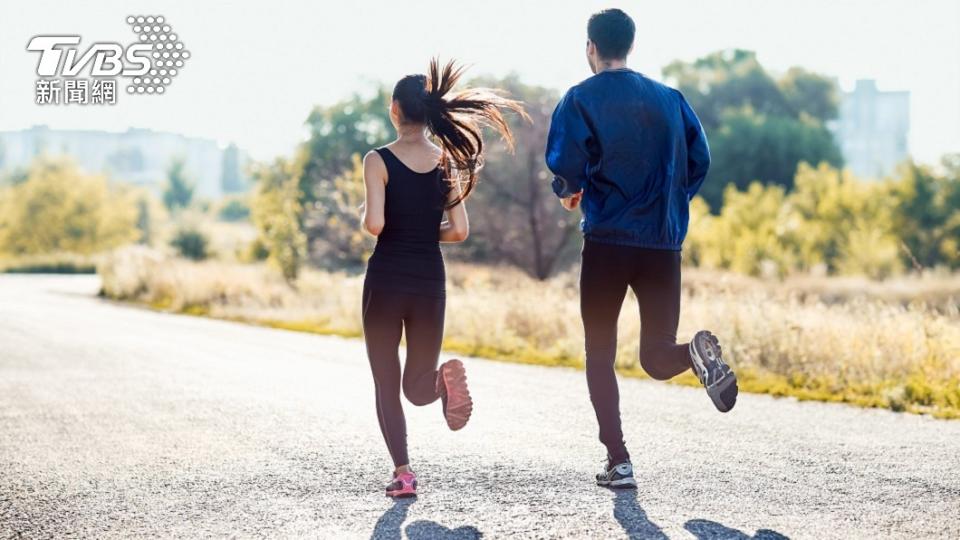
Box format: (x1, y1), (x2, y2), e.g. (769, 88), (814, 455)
(291, 75), (579, 278)
(131, 189), (167, 248)
(251, 156), (307, 282)
(663, 50), (791, 131)
(703, 111), (843, 205)
(685, 182), (798, 277)
(303, 153), (373, 269)
(464, 75), (580, 279)
(300, 90), (393, 201)
(162, 157), (195, 211)
(298, 90), (393, 255)
(779, 67), (839, 122)
(0, 157), (138, 255)
(686, 163), (907, 278)
(940, 155), (960, 267)
(790, 163), (901, 277)
(890, 160), (960, 270)
(663, 49), (842, 209)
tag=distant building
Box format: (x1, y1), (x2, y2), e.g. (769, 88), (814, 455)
(834, 79), (909, 179)
(0, 126), (251, 198)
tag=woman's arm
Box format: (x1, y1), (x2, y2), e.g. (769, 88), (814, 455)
(361, 151), (387, 236)
(439, 177), (469, 243)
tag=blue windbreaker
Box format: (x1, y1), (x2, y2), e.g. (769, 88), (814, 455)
(545, 69), (710, 250)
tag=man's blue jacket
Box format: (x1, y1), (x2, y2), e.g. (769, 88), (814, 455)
(545, 68), (710, 250)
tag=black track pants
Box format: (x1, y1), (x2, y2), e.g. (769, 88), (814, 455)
(362, 283), (444, 467)
(580, 240), (693, 463)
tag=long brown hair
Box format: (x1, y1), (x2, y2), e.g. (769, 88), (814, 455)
(392, 58), (529, 208)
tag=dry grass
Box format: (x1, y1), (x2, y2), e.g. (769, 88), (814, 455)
(99, 247), (960, 418)
(0, 252), (100, 274)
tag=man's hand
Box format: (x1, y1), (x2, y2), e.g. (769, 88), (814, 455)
(560, 190), (583, 211)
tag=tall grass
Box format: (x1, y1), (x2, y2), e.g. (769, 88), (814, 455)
(99, 247), (960, 418)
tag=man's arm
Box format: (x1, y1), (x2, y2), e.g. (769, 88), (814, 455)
(545, 88), (592, 209)
(679, 93), (710, 198)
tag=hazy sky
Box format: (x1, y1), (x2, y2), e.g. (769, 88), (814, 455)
(1, 0), (958, 164)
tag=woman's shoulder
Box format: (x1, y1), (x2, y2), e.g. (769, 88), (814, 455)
(367, 145), (390, 158)
(363, 149), (388, 176)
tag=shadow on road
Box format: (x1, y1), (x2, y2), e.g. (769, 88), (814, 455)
(684, 518), (790, 539)
(370, 499), (483, 540)
(406, 520), (482, 539)
(611, 492), (790, 540)
(371, 498), (414, 540)
(612, 489), (668, 539)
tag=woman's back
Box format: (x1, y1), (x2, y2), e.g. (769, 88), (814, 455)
(365, 146), (449, 297)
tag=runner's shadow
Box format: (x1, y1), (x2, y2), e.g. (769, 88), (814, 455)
(684, 519), (789, 539)
(370, 498), (415, 540)
(406, 520), (483, 539)
(611, 489), (668, 540)
(369, 499), (482, 540)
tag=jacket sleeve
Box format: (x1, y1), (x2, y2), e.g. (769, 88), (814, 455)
(545, 89), (592, 198)
(679, 93), (710, 198)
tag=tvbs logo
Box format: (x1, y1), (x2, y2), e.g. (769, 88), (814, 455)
(27, 15), (190, 105)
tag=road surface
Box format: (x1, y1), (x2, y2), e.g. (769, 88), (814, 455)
(1, 275), (958, 539)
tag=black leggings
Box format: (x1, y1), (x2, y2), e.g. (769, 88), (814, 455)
(362, 283), (444, 467)
(580, 240), (693, 464)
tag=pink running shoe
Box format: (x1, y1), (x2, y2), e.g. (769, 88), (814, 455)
(436, 359), (473, 431)
(385, 471), (417, 498)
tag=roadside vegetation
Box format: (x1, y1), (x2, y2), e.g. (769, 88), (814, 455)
(99, 247), (960, 419)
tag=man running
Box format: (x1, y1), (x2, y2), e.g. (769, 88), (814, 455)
(545, 8), (738, 489)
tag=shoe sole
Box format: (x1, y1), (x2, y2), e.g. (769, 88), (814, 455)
(707, 371), (738, 413)
(692, 331), (738, 413)
(597, 478), (638, 489)
(438, 359), (472, 431)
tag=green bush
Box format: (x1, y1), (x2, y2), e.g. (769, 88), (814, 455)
(170, 227), (209, 261)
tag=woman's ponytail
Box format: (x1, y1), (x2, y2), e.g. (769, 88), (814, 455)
(393, 59), (528, 208)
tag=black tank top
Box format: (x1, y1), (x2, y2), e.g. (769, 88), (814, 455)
(364, 147), (450, 298)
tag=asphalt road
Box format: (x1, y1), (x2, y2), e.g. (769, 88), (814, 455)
(1, 275), (958, 539)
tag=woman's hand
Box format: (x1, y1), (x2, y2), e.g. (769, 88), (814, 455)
(560, 190), (584, 211)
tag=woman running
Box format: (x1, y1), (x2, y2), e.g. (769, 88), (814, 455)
(361, 59), (526, 498)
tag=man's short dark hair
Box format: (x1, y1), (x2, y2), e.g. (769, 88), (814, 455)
(587, 9), (635, 60)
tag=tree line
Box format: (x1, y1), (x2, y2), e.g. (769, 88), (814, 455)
(248, 49), (955, 280)
(1, 50), (956, 281)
